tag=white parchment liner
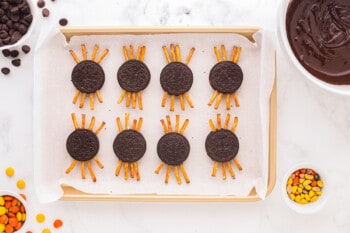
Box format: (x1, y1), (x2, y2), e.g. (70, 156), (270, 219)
(33, 29), (275, 202)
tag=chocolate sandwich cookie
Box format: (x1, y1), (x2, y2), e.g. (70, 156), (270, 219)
(209, 61), (243, 94)
(113, 129), (146, 163)
(157, 132), (190, 166)
(66, 129), (99, 161)
(160, 62), (193, 96)
(117, 59), (151, 92)
(71, 60), (105, 94)
(205, 129), (239, 162)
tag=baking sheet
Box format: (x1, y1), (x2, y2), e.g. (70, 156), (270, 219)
(33, 27), (275, 203)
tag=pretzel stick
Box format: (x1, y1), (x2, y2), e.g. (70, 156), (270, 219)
(233, 93), (240, 107)
(212, 161), (218, 176)
(161, 92), (168, 107)
(175, 44), (181, 62)
(96, 90), (103, 103)
(170, 95), (175, 111)
(185, 48), (195, 65)
(117, 90), (126, 104)
(225, 94), (230, 110)
(94, 121), (105, 135)
(214, 46), (221, 62)
(132, 92), (136, 109)
(222, 163), (227, 180)
(184, 93), (194, 108)
(221, 45), (227, 61)
(69, 50), (80, 63)
(129, 45), (134, 59)
(214, 92), (223, 109)
(166, 115), (172, 132)
(174, 166), (181, 184)
(134, 162), (140, 181)
(209, 119), (216, 131)
(179, 119), (189, 134)
(160, 119), (168, 134)
(162, 46), (171, 63)
(81, 44), (87, 60)
(87, 161), (96, 182)
(96, 49), (109, 64)
(155, 163), (164, 174)
(125, 113), (130, 130)
(234, 47), (242, 63)
(208, 90), (218, 106)
(124, 162), (129, 180)
(217, 113), (221, 130)
(137, 91), (143, 110)
(91, 44), (99, 61)
(79, 93), (86, 108)
(81, 114), (86, 129)
(180, 164), (190, 183)
(231, 116), (238, 133)
(226, 162), (235, 178)
(126, 92), (131, 107)
(88, 116), (95, 130)
(132, 119), (137, 130)
(175, 115), (180, 133)
(115, 160), (122, 176)
(165, 165), (171, 184)
(130, 163), (135, 178)
(81, 162), (86, 179)
(233, 159), (242, 170)
(93, 157), (104, 168)
(72, 90), (80, 104)
(71, 113), (79, 129)
(116, 117), (123, 132)
(224, 113), (231, 129)
(140, 46), (146, 62)
(170, 44), (176, 62)
(136, 46), (142, 60)
(179, 95), (185, 111)
(136, 117), (143, 132)
(231, 46), (237, 62)
(65, 160), (77, 174)
(122, 46), (128, 61)
(89, 93), (94, 110)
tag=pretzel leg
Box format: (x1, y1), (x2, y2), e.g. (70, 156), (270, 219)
(140, 46), (146, 62)
(208, 90), (218, 106)
(170, 44), (176, 62)
(175, 115), (180, 133)
(234, 47), (242, 63)
(87, 161), (96, 182)
(130, 163), (135, 178)
(166, 115), (172, 132)
(69, 50), (80, 63)
(96, 49), (109, 64)
(221, 163), (227, 180)
(179, 119), (189, 134)
(162, 46), (171, 63)
(117, 90), (126, 104)
(155, 163), (165, 174)
(174, 166), (182, 184)
(88, 116), (95, 130)
(94, 121), (106, 135)
(123, 46), (129, 61)
(224, 113), (231, 129)
(225, 94), (231, 110)
(231, 46), (237, 62)
(161, 92), (168, 107)
(81, 162), (86, 179)
(136, 117), (143, 132)
(79, 93), (86, 108)
(96, 90), (103, 103)
(91, 44), (99, 61)
(132, 92), (136, 109)
(160, 119), (168, 134)
(81, 114), (86, 129)
(137, 91), (143, 110)
(231, 116), (238, 133)
(216, 113), (221, 130)
(136, 46), (142, 60)
(209, 119), (216, 131)
(212, 161), (218, 176)
(184, 93), (194, 108)
(89, 93), (94, 110)
(125, 113), (130, 130)
(180, 164), (190, 183)
(233, 93), (240, 107)
(214, 46), (222, 62)
(126, 92), (131, 107)
(165, 165), (171, 184)
(175, 45), (181, 62)
(72, 90), (80, 104)
(221, 45), (227, 61)
(233, 159), (242, 170)
(132, 119), (137, 130)
(116, 117), (123, 132)
(65, 160), (77, 174)
(170, 95), (175, 111)
(71, 113), (79, 129)
(93, 157), (104, 169)
(129, 45), (134, 59)
(185, 48), (195, 65)
(179, 95), (185, 111)
(134, 162), (140, 181)
(81, 44), (87, 60)
(214, 93), (223, 109)
(115, 160), (122, 176)
(226, 162), (235, 178)
(124, 162), (129, 180)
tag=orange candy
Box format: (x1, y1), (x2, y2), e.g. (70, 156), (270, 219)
(53, 219), (63, 228)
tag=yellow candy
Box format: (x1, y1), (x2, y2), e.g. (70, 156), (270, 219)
(316, 191), (322, 196)
(36, 213), (46, 223)
(5, 167), (15, 177)
(304, 194), (310, 201)
(0, 223), (5, 232)
(42, 228), (51, 233)
(309, 190), (315, 198)
(16, 212), (22, 221)
(311, 196), (319, 202)
(291, 186), (298, 193)
(305, 185), (312, 190)
(289, 193), (296, 201)
(297, 187), (302, 193)
(17, 179), (26, 189)
(317, 180), (324, 188)
(299, 198), (308, 204)
(287, 177), (293, 185)
(295, 195), (301, 202)
(0, 206), (7, 215)
(0, 197), (4, 206)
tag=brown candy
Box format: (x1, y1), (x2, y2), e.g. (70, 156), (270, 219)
(1, 67), (10, 75)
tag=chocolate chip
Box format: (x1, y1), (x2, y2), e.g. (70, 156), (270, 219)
(11, 58), (20, 66)
(10, 50), (19, 57)
(18, 24), (26, 33)
(37, 0), (45, 8)
(0, 9), (5, 17)
(1, 67), (10, 75)
(23, 14), (32, 23)
(21, 44), (30, 53)
(0, 2), (10, 10)
(42, 8), (49, 17)
(2, 49), (10, 57)
(0, 30), (8, 39)
(10, 14), (20, 22)
(10, 6), (19, 14)
(10, 31), (21, 43)
(59, 18), (68, 26)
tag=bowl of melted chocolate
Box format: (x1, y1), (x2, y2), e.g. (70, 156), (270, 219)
(278, 0), (350, 94)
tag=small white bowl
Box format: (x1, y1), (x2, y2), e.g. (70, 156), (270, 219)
(277, 0), (350, 95)
(0, 190), (29, 233)
(0, 0), (36, 50)
(281, 164), (328, 214)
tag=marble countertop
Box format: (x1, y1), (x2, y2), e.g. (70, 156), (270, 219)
(1, 0), (350, 232)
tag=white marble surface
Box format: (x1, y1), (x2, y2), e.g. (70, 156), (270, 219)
(1, 0), (350, 232)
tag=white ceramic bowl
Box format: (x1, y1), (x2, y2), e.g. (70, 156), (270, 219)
(281, 164), (328, 214)
(0, 190), (29, 233)
(277, 0), (350, 95)
(0, 0), (36, 50)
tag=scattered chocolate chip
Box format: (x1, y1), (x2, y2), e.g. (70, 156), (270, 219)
(11, 58), (21, 66)
(10, 50), (19, 57)
(1, 67), (10, 75)
(59, 18), (68, 26)
(37, 0), (45, 8)
(42, 8), (50, 17)
(21, 44), (30, 53)
(2, 49), (10, 57)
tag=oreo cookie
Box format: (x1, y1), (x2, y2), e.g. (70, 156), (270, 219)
(209, 61), (243, 94)
(117, 59), (151, 92)
(160, 62), (193, 96)
(113, 129), (146, 163)
(157, 132), (190, 166)
(205, 129), (239, 162)
(71, 60), (105, 94)
(66, 129), (99, 161)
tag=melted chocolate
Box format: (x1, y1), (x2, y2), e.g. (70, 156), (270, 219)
(286, 0), (350, 84)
